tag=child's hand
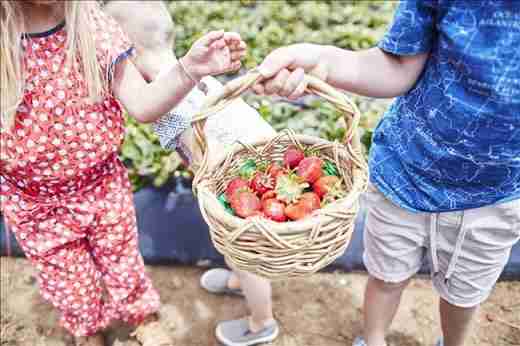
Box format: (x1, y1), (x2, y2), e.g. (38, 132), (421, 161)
(253, 44), (330, 100)
(181, 30), (246, 81)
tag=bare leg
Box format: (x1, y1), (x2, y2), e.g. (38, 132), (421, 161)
(439, 298), (477, 346)
(363, 276), (410, 346)
(231, 268), (274, 332)
(227, 271), (241, 290)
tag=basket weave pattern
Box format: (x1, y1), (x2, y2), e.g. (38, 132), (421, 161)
(192, 71), (368, 279)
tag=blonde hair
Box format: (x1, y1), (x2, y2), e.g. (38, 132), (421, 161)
(0, 0), (104, 129)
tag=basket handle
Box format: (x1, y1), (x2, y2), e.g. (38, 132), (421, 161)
(191, 69), (363, 192)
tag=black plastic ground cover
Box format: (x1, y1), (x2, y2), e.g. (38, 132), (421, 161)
(1, 179), (519, 280)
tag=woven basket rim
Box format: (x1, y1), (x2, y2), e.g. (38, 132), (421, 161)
(196, 133), (366, 235)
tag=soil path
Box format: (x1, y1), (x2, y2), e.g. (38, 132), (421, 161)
(1, 258), (519, 346)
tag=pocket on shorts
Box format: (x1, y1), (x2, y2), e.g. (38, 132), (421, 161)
(468, 198), (520, 245)
(491, 198), (520, 236)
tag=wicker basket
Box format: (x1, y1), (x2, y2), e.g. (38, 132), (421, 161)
(191, 70), (368, 279)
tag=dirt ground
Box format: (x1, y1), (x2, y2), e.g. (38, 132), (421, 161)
(1, 257), (519, 346)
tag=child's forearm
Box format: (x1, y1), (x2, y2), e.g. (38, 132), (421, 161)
(115, 58), (198, 123)
(322, 45), (430, 98)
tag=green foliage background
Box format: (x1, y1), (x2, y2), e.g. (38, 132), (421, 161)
(121, 0), (396, 191)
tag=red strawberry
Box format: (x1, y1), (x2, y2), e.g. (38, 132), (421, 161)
(262, 198), (287, 222)
(296, 157), (323, 183)
(225, 177), (249, 201)
(284, 192), (320, 221)
(313, 176), (341, 198)
(230, 191), (261, 218)
(300, 192), (321, 212)
(261, 190), (277, 202)
(247, 210), (265, 218)
(284, 203), (309, 221)
(283, 147), (305, 169)
(250, 172), (274, 196)
(267, 163), (285, 180)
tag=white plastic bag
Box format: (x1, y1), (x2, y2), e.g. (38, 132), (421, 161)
(179, 76), (276, 169)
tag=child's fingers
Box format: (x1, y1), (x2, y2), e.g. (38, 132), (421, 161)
(231, 60), (242, 71)
(252, 83), (265, 95)
(288, 78), (308, 101)
(222, 60), (242, 73)
(209, 38), (227, 50)
(280, 68), (305, 97)
(257, 47), (294, 79)
(201, 30), (225, 47)
(231, 50), (246, 61)
(264, 68), (291, 95)
(237, 41), (247, 50)
(230, 42), (247, 53)
(223, 32), (243, 45)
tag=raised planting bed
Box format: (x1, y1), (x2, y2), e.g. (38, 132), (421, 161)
(2, 177), (519, 280)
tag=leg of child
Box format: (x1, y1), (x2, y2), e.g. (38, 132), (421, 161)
(362, 277), (410, 346)
(231, 268), (275, 331)
(439, 300), (477, 346)
(86, 172), (160, 323)
(207, 260), (278, 346)
(2, 170), (165, 345)
(361, 278), (478, 346)
(431, 202), (519, 346)
(3, 200), (113, 339)
(359, 183), (428, 346)
(86, 170), (171, 346)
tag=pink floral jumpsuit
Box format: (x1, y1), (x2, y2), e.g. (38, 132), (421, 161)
(0, 10), (160, 337)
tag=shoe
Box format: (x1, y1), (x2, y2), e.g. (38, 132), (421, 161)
(352, 336), (368, 346)
(75, 334), (105, 346)
(435, 338), (444, 346)
(216, 317), (279, 346)
(200, 268), (243, 296)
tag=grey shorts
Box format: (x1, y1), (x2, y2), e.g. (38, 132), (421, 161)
(363, 184), (520, 308)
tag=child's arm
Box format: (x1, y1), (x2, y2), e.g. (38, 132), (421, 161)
(254, 44), (429, 100)
(253, 1), (435, 99)
(113, 31), (246, 123)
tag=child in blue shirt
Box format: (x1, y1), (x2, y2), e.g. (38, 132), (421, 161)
(253, 1), (520, 346)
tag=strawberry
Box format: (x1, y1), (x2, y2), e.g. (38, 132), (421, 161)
(300, 192), (321, 212)
(261, 190), (277, 202)
(283, 147), (305, 169)
(313, 176), (341, 198)
(250, 172), (274, 196)
(230, 190), (261, 218)
(296, 157), (323, 183)
(267, 163), (285, 180)
(284, 192), (320, 221)
(262, 198), (287, 222)
(247, 210), (265, 218)
(225, 177), (249, 201)
(284, 203), (307, 221)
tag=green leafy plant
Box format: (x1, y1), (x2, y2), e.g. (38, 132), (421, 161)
(121, 1), (396, 190)
(121, 117), (187, 191)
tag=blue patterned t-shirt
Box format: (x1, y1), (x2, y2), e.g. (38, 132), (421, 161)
(370, 0), (520, 212)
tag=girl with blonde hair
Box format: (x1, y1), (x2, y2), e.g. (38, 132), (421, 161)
(0, 1), (245, 345)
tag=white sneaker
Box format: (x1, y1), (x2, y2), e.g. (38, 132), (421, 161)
(352, 336), (368, 346)
(216, 317), (279, 346)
